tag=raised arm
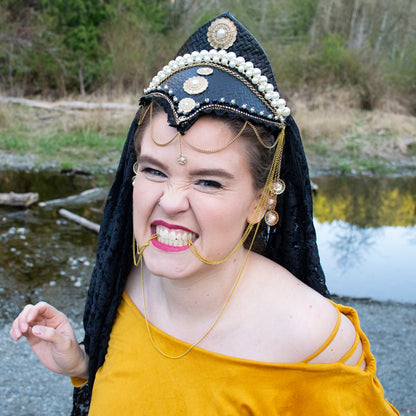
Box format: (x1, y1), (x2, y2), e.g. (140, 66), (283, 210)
(9, 302), (88, 379)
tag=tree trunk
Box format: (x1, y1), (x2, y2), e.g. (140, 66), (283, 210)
(375, 7), (389, 54)
(348, 0), (360, 49)
(79, 66), (85, 95)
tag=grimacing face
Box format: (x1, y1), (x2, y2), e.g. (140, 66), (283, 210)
(132, 110), (264, 279)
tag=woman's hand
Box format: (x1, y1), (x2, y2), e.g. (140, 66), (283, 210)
(9, 302), (88, 379)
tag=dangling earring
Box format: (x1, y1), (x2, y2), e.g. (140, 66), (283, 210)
(132, 161), (139, 186)
(263, 125), (286, 227)
(264, 179), (285, 226)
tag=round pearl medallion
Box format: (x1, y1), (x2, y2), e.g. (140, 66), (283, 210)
(197, 67), (214, 76)
(183, 76), (209, 95)
(207, 17), (237, 50)
(265, 210), (279, 226)
(178, 97), (197, 114)
(270, 179), (286, 195)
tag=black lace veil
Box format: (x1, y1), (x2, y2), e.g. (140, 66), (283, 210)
(71, 13), (328, 415)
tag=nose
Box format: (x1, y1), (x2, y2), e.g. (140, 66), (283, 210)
(158, 183), (190, 215)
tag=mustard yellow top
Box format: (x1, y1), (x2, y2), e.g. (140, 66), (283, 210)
(87, 293), (398, 415)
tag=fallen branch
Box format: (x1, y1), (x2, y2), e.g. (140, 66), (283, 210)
(0, 96), (137, 111)
(38, 188), (108, 208)
(58, 208), (100, 234)
(0, 192), (39, 207)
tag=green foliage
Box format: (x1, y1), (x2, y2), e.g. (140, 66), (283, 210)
(0, 0), (415, 107)
(40, 0), (113, 93)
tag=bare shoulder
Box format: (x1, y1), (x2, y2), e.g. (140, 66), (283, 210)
(242, 253), (365, 367)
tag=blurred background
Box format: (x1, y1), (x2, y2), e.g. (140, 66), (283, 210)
(0, 0), (415, 107)
(1, 0), (415, 317)
(0, 1), (415, 413)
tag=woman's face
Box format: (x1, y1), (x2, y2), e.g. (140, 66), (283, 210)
(133, 111), (262, 279)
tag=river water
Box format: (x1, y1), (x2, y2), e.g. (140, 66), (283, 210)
(0, 170), (415, 322)
(312, 176), (416, 304)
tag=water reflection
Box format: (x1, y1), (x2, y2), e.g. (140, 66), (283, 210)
(0, 169), (113, 321)
(0, 170), (415, 322)
(312, 176), (416, 303)
(315, 221), (416, 303)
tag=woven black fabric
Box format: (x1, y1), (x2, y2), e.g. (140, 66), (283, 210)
(142, 12), (285, 136)
(178, 12), (276, 89)
(71, 13), (328, 414)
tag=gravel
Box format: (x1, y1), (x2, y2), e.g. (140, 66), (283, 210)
(1, 298), (414, 415)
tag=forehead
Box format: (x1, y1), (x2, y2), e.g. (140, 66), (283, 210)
(140, 111), (252, 164)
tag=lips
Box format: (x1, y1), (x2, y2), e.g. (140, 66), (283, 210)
(151, 221), (198, 251)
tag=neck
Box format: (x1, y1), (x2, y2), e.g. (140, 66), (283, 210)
(143, 248), (249, 325)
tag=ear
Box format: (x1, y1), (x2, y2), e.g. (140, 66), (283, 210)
(246, 188), (266, 225)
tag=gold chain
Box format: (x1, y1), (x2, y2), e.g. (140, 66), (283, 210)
(138, 227), (258, 359)
(134, 102), (286, 265)
(185, 127), (285, 265)
(145, 102), (280, 155)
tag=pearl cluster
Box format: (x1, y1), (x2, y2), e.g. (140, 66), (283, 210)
(144, 49), (291, 121)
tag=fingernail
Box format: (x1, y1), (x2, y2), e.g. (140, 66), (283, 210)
(32, 326), (42, 336)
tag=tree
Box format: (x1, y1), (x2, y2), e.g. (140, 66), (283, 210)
(41, 0), (113, 94)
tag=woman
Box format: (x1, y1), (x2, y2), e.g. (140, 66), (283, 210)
(10, 13), (398, 415)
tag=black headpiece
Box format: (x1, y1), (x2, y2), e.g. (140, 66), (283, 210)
(140, 13), (290, 135)
(72, 13), (328, 415)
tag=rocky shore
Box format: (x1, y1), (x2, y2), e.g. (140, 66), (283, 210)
(1, 296), (415, 415)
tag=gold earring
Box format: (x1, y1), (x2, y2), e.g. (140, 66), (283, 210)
(264, 179), (285, 226)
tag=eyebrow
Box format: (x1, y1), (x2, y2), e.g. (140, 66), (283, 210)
(138, 155), (235, 180)
(138, 155), (166, 170)
(189, 168), (235, 180)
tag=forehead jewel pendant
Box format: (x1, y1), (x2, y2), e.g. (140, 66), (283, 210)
(177, 135), (187, 165)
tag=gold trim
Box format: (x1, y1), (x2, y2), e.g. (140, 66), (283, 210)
(146, 91), (286, 129)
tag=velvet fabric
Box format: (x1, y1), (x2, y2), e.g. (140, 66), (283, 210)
(71, 13), (328, 415)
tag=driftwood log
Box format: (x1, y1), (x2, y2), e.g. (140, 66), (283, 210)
(38, 187), (108, 208)
(58, 208), (100, 234)
(0, 192), (39, 207)
(0, 96), (137, 111)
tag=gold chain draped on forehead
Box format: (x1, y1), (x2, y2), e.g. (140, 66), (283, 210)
(138, 102), (280, 165)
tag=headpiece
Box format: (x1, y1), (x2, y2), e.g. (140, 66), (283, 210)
(72, 13), (328, 414)
(140, 14), (290, 135)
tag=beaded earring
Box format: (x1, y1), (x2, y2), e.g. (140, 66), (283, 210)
(264, 179), (285, 226)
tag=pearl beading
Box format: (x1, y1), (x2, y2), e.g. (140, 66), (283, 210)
(144, 49), (291, 122)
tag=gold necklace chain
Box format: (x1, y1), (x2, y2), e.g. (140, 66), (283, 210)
(138, 231), (257, 359)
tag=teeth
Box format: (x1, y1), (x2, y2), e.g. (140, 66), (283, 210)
(155, 226), (196, 247)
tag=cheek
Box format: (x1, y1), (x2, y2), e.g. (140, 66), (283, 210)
(132, 182), (156, 236)
(197, 194), (252, 234)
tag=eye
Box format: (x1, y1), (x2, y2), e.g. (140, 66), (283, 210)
(196, 179), (223, 189)
(140, 167), (167, 179)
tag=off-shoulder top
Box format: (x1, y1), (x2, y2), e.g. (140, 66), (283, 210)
(85, 293), (398, 415)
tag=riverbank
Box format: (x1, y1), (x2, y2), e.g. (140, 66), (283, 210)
(1, 93), (416, 175)
(1, 296), (414, 415)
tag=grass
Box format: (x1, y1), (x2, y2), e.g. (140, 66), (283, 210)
(1, 89), (415, 174)
(0, 100), (133, 171)
(293, 88), (416, 174)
